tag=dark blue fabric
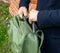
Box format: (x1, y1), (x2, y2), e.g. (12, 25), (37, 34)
(37, 10), (60, 28)
(19, 0), (60, 53)
(19, 0), (30, 10)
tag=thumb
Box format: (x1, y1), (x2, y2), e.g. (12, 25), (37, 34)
(23, 9), (27, 17)
(17, 10), (23, 18)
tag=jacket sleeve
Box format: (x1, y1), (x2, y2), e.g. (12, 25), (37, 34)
(19, 0), (30, 10)
(37, 10), (60, 28)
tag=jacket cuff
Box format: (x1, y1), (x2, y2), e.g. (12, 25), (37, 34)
(37, 10), (50, 29)
(19, 2), (29, 10)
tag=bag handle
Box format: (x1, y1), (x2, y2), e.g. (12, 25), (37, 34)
(32, 22), (44, 53)
(32, 22), (35, 33)
(32, 22), (44, 52)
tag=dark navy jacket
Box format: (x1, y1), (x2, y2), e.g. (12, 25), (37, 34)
(19, 0), (60, 53)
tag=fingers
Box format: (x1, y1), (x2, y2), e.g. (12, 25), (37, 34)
(23, 8), (27, 17)
(29, 18), (32, 24)
(28, 12), (33, 24)
(18, 9), (23, 18)
(17, 7), (27, 19)
(28, 9), (34, 24)
(28, 9), (39, 24)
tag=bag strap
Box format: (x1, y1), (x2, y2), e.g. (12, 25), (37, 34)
(36, 30), (44, 48)
(32, 22), (44, 52)
(32, 22), (44, 45)
(32, 22), (36, 33)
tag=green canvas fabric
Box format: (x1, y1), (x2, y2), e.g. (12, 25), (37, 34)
(8, 16), (44, 53)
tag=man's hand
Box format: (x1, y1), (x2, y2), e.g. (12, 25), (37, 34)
(18, 7), (27, 18)
(29, 9), (39, 24)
